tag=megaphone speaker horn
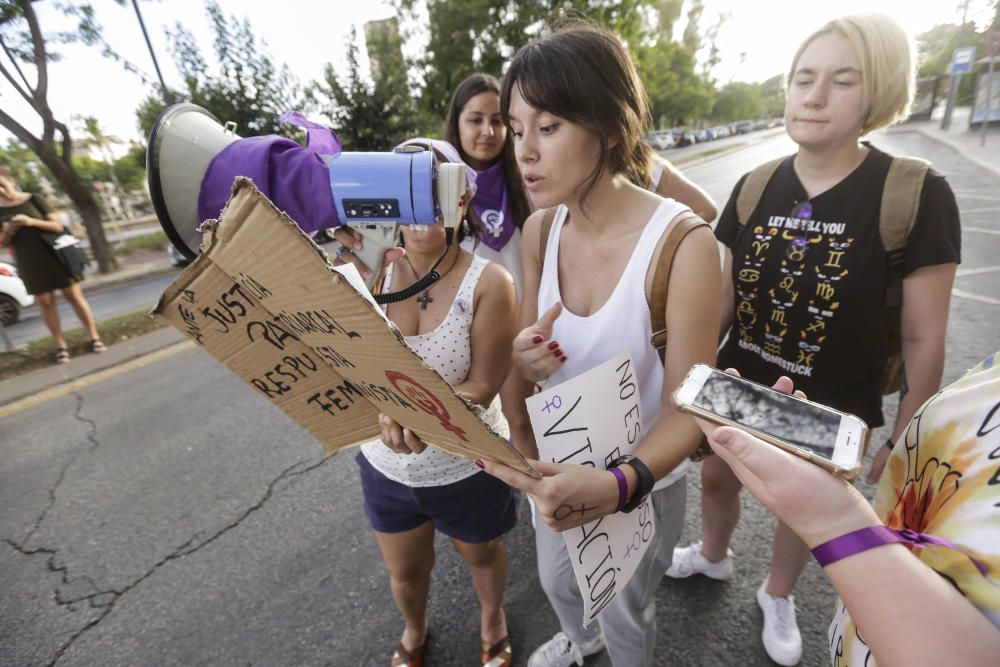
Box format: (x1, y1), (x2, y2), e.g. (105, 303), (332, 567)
(147, 104), (240, 260)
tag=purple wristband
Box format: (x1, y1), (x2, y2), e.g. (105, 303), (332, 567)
(610, 467), (629, 513)
(811, 525), (988, 576)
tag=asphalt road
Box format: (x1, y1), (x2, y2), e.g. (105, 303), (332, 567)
(1, 128), (997, 667)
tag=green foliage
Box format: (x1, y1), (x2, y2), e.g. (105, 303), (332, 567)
(711, 81), (763, 122)
(114, 230), (168, 257)
(0, 140), (43, 191)
(760, 74), (786, 119)
(113, 144), (147, 192)
(634, 38), (713, 127)
(396, 0), (658, 127)
(916, 20), (992, 105)
(136, 0), (304, 139)
(311, 24), (419, 150)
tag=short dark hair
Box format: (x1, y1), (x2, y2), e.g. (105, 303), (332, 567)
(500, 22), (654, 207)
(443, 73), (530, 230)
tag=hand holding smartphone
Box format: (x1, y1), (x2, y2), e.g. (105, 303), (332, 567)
(672, 364), (867, 479)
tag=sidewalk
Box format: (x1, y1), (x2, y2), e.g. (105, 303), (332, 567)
(888, 105), (1000, 177)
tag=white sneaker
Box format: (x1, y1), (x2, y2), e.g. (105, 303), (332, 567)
(527, 631), (605, 667)
(664, 542), (734, 580)
(756, 582), (802, 666)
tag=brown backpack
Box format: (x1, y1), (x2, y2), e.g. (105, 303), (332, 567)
(734, 155), (930, 395)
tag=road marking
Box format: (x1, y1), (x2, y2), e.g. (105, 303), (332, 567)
(965, 226), (1000, 235)
(952, 289), (1000, 305)
(953, 192), (1000, 201)
(957, 265), (1000, 277)
(958, 207), (1000, 215)
(0, 341), (195, 418)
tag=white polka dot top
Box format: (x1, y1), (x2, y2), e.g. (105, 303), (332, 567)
(361, 254), (510, 487)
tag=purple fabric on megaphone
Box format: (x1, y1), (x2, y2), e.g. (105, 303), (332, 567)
(197, 115), (341, 234)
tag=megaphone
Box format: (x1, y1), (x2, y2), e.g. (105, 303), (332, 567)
(146, 103), (468, 297)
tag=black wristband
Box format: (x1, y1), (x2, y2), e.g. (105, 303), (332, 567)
(885, 438), (895, 451)
(608, 455), (655, 513)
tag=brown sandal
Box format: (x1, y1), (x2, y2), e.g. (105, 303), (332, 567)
(481, 636), (511, 667)
(54, 348), (70, 364)
(90, 339), (106, 353)
(390, 636), (427, 667)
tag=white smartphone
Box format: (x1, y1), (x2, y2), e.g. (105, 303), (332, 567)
(672, 364), (868, 479)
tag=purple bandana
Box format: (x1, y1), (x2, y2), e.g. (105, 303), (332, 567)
(472, 161), (514, 252)
(197, 111), (341, 235)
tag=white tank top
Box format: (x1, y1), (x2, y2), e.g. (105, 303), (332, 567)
(361, 254), (509, 487)
(537, 199), (691, 490)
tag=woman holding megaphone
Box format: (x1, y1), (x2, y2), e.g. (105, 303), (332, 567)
(349, 144), (521, 667)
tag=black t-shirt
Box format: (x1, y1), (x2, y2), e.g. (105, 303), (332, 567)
(715, 145), (961, 427)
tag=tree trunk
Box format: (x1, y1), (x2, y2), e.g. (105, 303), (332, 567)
(39, 150), (119, 274)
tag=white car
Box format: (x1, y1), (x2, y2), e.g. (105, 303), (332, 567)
(0, 261), (34, 326)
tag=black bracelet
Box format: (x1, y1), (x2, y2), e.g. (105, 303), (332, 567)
(608, 455), (655, 513)
(885, 438), (895, 450)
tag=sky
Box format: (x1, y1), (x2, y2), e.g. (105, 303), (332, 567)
(0, 0), (996, 150)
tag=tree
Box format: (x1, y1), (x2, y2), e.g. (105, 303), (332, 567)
(77, 116), (132, 219)
(760, 74), (786, 119)
(711, 81), (763, 123)
(0, 0), (118, 272)
(311, 25), (419, 150)
(135, 1), (304, 140)
(396, 0), (658, 127)
(634, 38), (713, 127)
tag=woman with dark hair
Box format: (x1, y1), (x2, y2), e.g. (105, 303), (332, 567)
(478, 23), (722, 667)
(0, 166), (104, 363)
(441, 73), (532, 297)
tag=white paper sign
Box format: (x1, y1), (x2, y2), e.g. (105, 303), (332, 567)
(526, 351), (656, 627)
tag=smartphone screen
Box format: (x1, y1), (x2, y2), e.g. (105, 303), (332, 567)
(690, 371), (842, 460)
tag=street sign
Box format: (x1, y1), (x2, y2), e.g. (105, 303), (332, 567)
(951, 46), (977, 75)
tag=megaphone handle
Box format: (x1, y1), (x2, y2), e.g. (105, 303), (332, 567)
(347, 222), (399, 291)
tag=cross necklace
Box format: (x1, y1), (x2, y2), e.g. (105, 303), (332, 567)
(403, 247), (461, 310)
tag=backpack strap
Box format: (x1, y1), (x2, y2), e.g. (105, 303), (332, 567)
(735, 156), (786, 227)
(879, 157), (929, 257)
(650, 211), (710, 363)
(537, 206), (558, 267)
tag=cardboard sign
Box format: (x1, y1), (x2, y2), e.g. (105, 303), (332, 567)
(154, 178), (536, 478)
(526, 351), (656, 627)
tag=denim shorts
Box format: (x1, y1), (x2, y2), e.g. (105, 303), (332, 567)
(356, 452), (518, 544)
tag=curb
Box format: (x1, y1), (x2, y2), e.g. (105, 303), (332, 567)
(81, 263), (181, 297)
(889, 124), (1000, 179)
(0, 326), (188, 410)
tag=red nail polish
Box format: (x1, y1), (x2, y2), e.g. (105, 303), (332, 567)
(475, 459), (485, 469)
(532, 335), (543, 344)
(552, 348), (562, 357)
(560, 355), (568, 363)
(547, 341), (559, 350)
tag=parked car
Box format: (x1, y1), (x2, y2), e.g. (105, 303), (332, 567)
(0, 261), (34, 326)
(674, 131), (697, 148)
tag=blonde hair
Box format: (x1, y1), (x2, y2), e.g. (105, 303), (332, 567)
(787, 14), (915, 135)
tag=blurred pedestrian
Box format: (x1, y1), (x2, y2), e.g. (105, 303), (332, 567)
(0, 166), (104, 363)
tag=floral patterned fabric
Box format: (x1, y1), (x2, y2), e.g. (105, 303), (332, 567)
(828, 351), (1000, 665)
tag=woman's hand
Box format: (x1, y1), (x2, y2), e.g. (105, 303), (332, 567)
(378, 414), (428, 454)
(696, 372), (879, 547)
(331, 227), (405, 280)
(478, 458), (619, 531)
(511, 302), (566, 383)
(9, 214), (31, 228)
